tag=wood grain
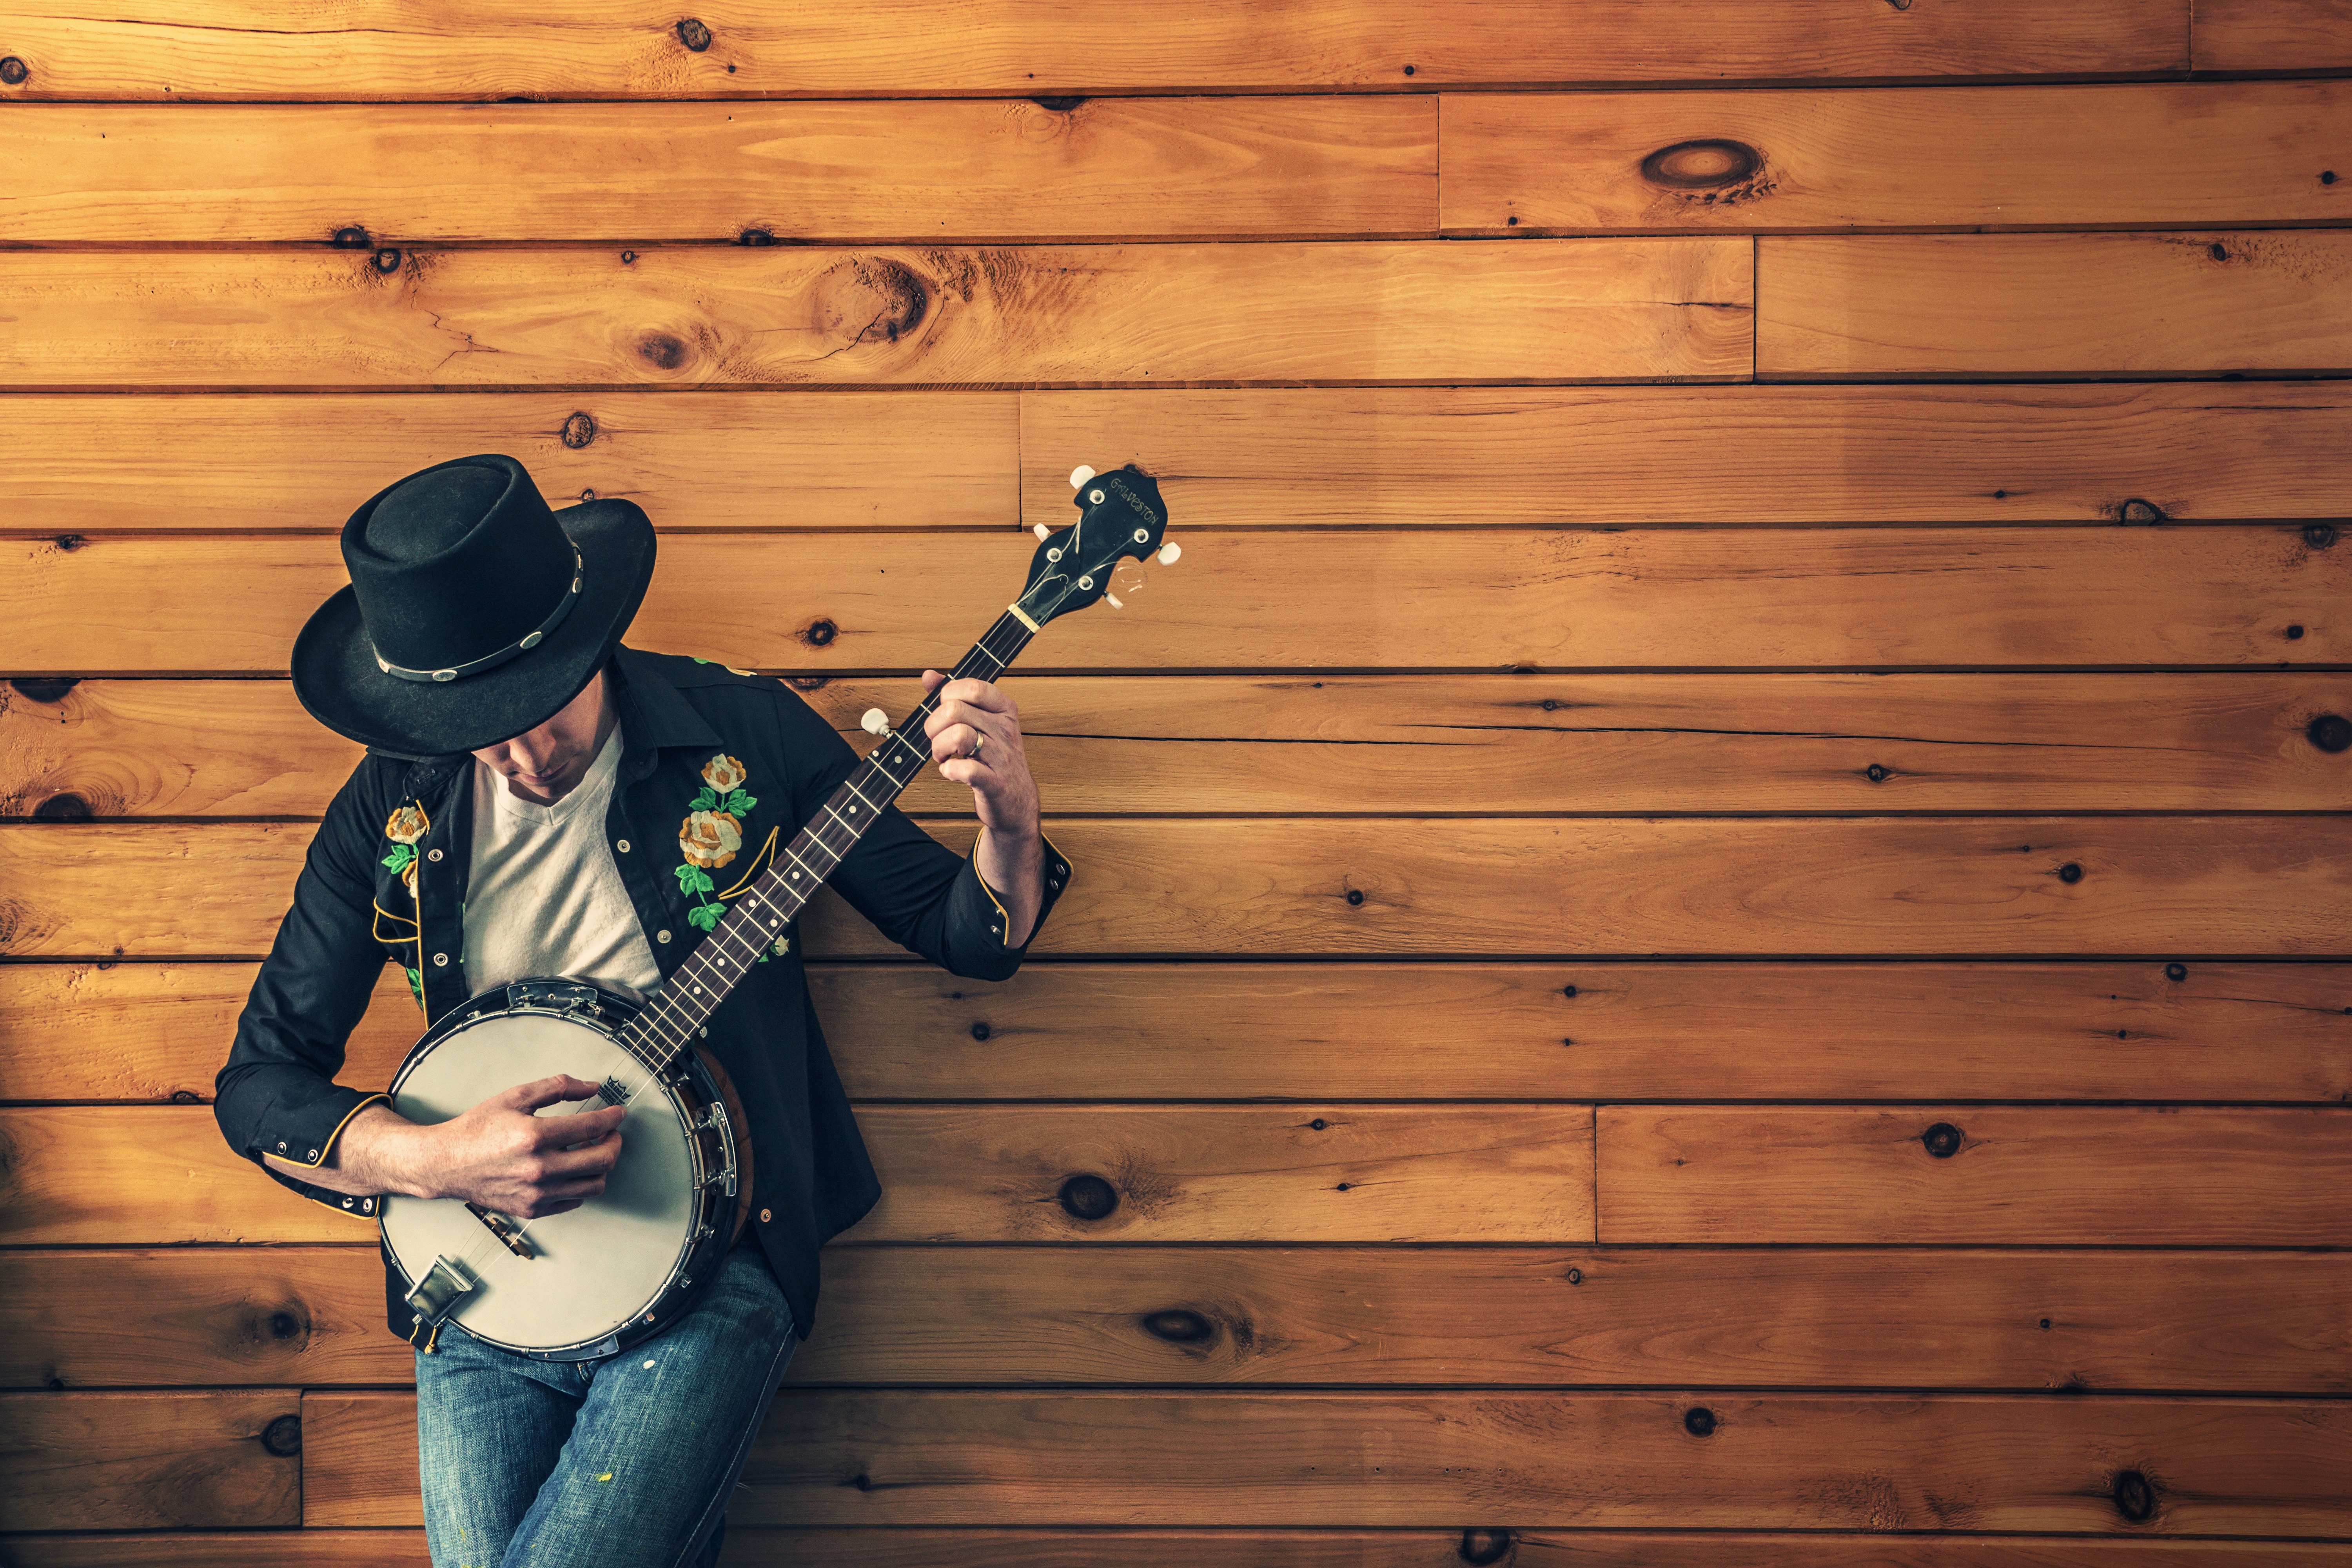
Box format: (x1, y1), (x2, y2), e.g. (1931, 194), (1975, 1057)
(1019, 383), (2352, 525)
(0, 98), (1434, 245)
(11, 959), (2345, 1107)
(0, 241), (1750, 391)
(17, 384), (2352, 534)
(2194, 0), (2352, 71)
(16, 672), (2352, 820)
(1, 391), (1017, 535)
(301, 1388), (2352, 1532)
(1758, 232), (2352, 378)
(1598, 1106), (2352, 1245)
(0, 2), (2190, 100)
(7, 526), (2341, 675)
(0, 1105), (1590, 1245)
(10, 817), (2343, 960)
(0, 1390), (299, 1530)
(842, 1105), (1596, 1243)
(11, 1244), (2345, 1393)
(7, 1534), (2330, 1568)
(1441, 83), (2352, 233)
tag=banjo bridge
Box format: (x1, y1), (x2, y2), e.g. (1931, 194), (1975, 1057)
(465, 1202), (537, 1259)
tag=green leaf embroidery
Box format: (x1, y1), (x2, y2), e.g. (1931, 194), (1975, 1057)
(686, 902), (724, 932)
(690, 787), (719, 812)
(382, 844), (416, 875)
(673, 863), (716, 896)
(724, 789), (757, 814)
(404, 966), (423, 1007)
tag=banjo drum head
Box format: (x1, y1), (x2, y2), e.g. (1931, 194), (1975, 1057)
(382, 1005), (700, 1355)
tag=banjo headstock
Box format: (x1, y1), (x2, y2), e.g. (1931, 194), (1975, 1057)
(1013, 464), (1177, 627)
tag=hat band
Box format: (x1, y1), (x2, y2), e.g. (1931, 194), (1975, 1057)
(372, 548), (584, 685)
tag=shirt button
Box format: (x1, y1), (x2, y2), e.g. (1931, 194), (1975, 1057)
(617, 839), (631, 853)
(432, 953), (449, 966)
(426, 848), (444, 862)
(276, 1141), (288, 1151)
(758, 1208), (772, 1223)
(307, 1148), (319, 1161)
(657, 930), (672, 944)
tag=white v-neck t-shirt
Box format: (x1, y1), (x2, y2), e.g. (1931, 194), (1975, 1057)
(460, 720), (663, 1004)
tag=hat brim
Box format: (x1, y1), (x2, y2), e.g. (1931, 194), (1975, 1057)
(290, 497), (656, 757)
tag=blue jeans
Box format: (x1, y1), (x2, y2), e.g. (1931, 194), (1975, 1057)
(415, 1243), (797, 1568)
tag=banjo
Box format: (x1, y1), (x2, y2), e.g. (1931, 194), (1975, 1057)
(382, 463), (1175, 1359)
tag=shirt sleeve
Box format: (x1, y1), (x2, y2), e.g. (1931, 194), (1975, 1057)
(213, 764), (397, 1216)
(776, 687), (1071, 981)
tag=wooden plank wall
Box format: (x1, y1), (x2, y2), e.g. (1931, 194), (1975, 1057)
(3, 2), (2350, 1563)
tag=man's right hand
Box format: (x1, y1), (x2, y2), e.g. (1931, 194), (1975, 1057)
(262, 1074), (627, 1220)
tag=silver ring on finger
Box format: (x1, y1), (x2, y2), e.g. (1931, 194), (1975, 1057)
(967, 730), (986, 760)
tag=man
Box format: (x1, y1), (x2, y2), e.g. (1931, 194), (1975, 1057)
(214, 453), (1070, 1566)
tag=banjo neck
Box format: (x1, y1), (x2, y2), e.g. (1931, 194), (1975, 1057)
(615, 607), (1038, 1070)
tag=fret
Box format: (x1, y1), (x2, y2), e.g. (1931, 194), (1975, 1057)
(632, 609), (1038, 1068)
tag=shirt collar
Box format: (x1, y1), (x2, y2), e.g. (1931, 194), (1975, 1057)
(608, 646), (722, 755)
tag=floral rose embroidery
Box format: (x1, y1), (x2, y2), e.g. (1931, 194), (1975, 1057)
(674, 753), (762, 934)
(381, 800), (430, 887)
(679, 809), (743, 869)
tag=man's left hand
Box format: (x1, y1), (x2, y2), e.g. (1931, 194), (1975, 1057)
(919, 670), (1045, 945)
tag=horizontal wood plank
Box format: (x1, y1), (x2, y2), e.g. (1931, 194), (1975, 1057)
(5, 1534), (2332, 1568)
(0, 241), (1750, 390)
(0, 98), (1434, 245)
(0, 2), (2189, 100)
(2, 391), (1016, 535)
(8, 817), (2343, 960)
(17, 384), (2352, 534)
(0, 1105), (1592, 1245)
(1020, 383), (2352, 525)
(0, 1390), (298, 1530)
(11, 959), (2345, 1107)
(1598, 1106), (2352, 1245)
(14, 672), (2352, 820)
(1758, 232), (2352, 378)
(301, 1389), (2352, 1532)
(7, 526), (2341, 675)
(11, 1244), (2346, 1392)
(2193, 0), (2352, 72)
(842, 1105), (1596, 1242)
(1441, 82), (2352, 233)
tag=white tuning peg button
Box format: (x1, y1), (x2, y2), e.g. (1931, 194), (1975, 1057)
(1103, 593), (1123, 609)
(1032, 522), (1051, 540)
(860, 708), (891, 736)
(1069, 465), (1096, 489)
(1156, 541), (1182, 566)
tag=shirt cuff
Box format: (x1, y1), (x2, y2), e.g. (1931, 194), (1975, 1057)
(964, 828), (1072, 955)
(247, 1082), (391, 1211)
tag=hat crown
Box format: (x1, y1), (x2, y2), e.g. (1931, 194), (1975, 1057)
(343, 455), (579, 675)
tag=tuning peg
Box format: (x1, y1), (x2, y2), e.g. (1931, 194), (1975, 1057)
(860, 708), (891, 736)
(1069, 465), (1096, 489)
(1103, 593), (1123, 609)
(1156, 541), (1182, 566)
(1032, 522), (1051, 540)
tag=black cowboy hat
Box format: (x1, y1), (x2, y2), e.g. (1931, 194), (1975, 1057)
(291, 453), (655, 757)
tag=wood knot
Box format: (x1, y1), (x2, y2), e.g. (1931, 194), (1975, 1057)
(2286, 624), (2306, 641)
(1683, 1406), (1717, 1436)
(267, 1309), (303, 1341)
(1345, 889), (1365, 906)
(170, 1089), (200, 1104)
(676, 16), (713, 51)
(1031, 96), (1086, 111)
(969, 1021), (991, 1041)
(34, 793), (91, 820)
(371, 247), (402, 275)
(1922, 1122), (1963, 1158)
(260, 1415), (302, 1457)
(785, 675), (828, 691)
(1564, 1266), (1583, 1283)
(1309, 1118), (1327, 1130)
(2111, 1470), (2157, 1523)
(1058, 1173), (1118, 1221)
(560, 411), (596, 449)
(802, 618), (837, 648)
(847, 1472), (873, 1491)
(2325, 171), (2340, 185)
(818, 257), (929, 348)
(1865, 763), (1889, 783)
(8, 677), (79, 703)
(637, 332), (690, 371)
(2209, 242), (2230, 262)
(738, 227), (778, 246)
(1641, 139), (1762, 190)
(620, 250), (637, 265)
(1562, 984), (1577, 998)
(52, 534), (84, 552)
(1457, 1530), (1512, 1566)
(2308, 714), (2352, 753)
(2304, 523), (2338, 549)
(1140, 1308), (1214, 1343)
(2115, 498), (2166, 523)
(331, 226), (369, 249)
(2058, 862), (2084, 884)
(0, 57), (27, 86)
(2165, 962), (2189, 981)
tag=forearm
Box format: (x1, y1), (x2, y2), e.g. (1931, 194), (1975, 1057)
(262, 1102), (434, 1199)
(974, 822), (1045, 947)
